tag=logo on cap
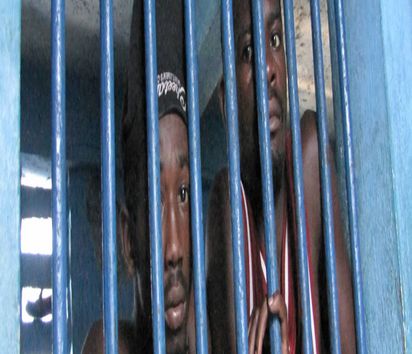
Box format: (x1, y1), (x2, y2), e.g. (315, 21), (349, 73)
(157, 72), (186, 112)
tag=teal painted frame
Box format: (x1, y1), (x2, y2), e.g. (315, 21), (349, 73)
(381, 0), (412, 351)
(0, 0), (21, 352)
(331, 0), (412, 352)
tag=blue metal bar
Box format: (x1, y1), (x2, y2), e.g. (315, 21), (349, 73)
(183, 1), (209, 353)
(144, 0), (166, 353)
(221, 0), (249, 353)
(308, 0), (342, 353)
(100, 0), (119, 352)
(250, 0), (281, 353)
(51, 0), (68, 352)
(329, 0), (367, 352)
(282, 0), (313, 353)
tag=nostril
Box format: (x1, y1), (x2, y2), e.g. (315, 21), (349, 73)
(270, 71), (276, 84)
(167, 257), (182, 270)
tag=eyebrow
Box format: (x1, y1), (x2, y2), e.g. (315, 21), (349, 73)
(178, 154), (189, 169)
(237, 24), (252, 43)
(237, 8), (281, 43)
(267, 9), (281, 29)
(159, 153), (189, 172)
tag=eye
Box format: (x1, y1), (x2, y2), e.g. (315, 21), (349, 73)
(179, 185), (189, 204)
(242, 44), (253, 62)
(271, 33), (281, 49)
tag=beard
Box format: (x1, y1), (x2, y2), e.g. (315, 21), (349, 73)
(164, 269), (189, 354)
(272, 150), (285, 186)
(166, 332), (188, 354)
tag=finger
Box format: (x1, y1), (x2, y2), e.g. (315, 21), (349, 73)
(248, 308), (255, 336)
(249, 307), (260, 354)
(255, 300), (269, 354)
(268, 292), (289, 353)
(268, 291), (287, 321)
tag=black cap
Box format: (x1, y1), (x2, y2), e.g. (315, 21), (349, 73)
(156, 0), (187, 122)
(123, 0), (186, 145)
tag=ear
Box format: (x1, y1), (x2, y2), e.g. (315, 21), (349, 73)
(218, 78), (227, 131)
(118, 203), (135, 277)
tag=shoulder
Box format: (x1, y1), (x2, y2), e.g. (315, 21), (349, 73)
(82, 320), (104, 354)
(82, 319), (137, 354)
(299, 110), (321, 193)
(299, 110), (322, 242)
(300, 109), (319, 164)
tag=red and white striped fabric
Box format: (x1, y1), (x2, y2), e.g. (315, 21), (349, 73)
(241, 169), (320, 354)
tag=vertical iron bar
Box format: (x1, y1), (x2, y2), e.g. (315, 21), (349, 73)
(308, 0), (342, 352)
(183, 1), (209, 353)
(51, 0), (68, 352)
(282, 0), (313, 353)
(330, 0), (367, 352)
(221, 0), (249, 353)
(100, 0), (119, 352)
(250, 0), (281, 353)
(144, 0), (166, 353)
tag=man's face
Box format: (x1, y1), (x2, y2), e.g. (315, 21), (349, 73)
(234, 0), (287, 180)
(159, 113), (191, 354)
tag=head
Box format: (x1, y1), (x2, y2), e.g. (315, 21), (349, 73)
(220, 0), (287, 195)
(121, 1), (191, 353)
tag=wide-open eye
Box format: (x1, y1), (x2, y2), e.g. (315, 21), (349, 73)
(242, 44), (253, 62)
(179, 185), (189, 203)
(270, 32), (281, 49)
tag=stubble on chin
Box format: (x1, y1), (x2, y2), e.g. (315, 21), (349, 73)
(166, 331), (188, 354)
(271, 150), (285, 188)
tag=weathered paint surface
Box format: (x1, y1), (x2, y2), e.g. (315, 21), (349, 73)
(0, 0), (21, 352)
(380, 0), (412, 351)
(340, 0), (412, 352)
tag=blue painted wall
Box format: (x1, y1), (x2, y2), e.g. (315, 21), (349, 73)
(338, 0), (412, 352)
(380, 0), (412, 351)
(0, 1), (21, 352)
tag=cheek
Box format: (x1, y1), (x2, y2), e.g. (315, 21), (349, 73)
(237, 66), (253, 101)
(180, 210), (191, 272)
(276, 54), (287, 94)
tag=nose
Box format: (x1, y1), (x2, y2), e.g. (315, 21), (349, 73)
(266, 45), (276, 88)
(163, 202), (183, 270)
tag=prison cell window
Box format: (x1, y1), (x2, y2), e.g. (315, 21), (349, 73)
(21, 172), (52, 190)
(21, 217), (52, 256)
(22, 287), (53, 324)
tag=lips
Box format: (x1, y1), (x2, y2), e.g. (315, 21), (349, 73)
(269, 98), (282, 135)
(164, 283), (186, 331)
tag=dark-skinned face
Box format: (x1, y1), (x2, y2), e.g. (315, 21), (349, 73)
(234, 0), (287, 185)
(159, 113), (191, 354)
(127, 112), (191, 354)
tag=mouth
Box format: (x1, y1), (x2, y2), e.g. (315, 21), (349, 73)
(164, 285), (187, 332)
(268, 98), (282, 136)
(269, 114), (281, 136)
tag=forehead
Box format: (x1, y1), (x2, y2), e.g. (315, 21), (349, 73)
(159, 113), (188, 161)
(234, 0), (281, 31)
